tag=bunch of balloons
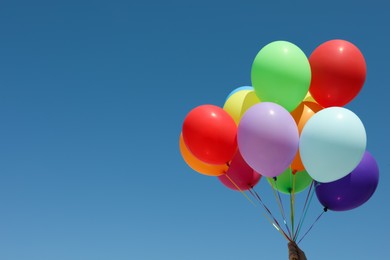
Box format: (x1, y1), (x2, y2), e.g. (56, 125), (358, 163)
(180, 39), (379, 215)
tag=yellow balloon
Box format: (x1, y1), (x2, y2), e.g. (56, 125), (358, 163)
(179, 134), (228, 176)
(223, 89), (260, 125)
(304, 92), (316, 103)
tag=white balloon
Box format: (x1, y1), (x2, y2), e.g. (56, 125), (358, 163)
(299, 107), (366, 183)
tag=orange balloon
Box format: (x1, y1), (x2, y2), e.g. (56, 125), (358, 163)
(290, 101), (323, 171)
(179, 134), (228, 176)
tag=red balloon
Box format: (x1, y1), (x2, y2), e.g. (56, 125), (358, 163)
(309, 39), (366, 107)
(182, 105), (237, 165)
(218, 150), (261, 191)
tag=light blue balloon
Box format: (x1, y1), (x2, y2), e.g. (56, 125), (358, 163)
(299, 107), (366, 183)
(225, 86), (253, 100)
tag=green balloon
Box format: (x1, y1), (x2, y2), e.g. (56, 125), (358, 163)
(251, 41), (311, 112)
(267, 168), (312, 194)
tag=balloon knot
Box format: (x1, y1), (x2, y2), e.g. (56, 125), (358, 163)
(324, 207), (328, 212)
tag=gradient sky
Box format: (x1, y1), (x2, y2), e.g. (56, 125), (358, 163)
(0, 1), (388, 259)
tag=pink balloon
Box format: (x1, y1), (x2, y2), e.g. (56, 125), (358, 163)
(218, 150), (261, 191)
(237, 102), (299, 177)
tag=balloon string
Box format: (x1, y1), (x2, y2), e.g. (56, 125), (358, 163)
(297, 208), (327, 244)
(249, 188), (291, 241)
(295, 183), (316, 241)
(293, 181), (314, 241)
(249, 188), (290, 241)
(270, 178), (292, 238)
(224, 174), (256, 206)
(261, 211), (291, 241)
(224, 174), (288, 241)
(246, 190), (291, 242)
(248, 188), (275, 221)
(275, 181), (292, 239)
(290, 173), (297, 240)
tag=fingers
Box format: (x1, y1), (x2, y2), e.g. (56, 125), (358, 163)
(288, 242), (307, 260)
(288, 242), (299, 260)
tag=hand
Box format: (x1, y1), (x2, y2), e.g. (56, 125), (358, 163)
(288, 241), (307, 260)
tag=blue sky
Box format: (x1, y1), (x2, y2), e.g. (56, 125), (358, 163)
(0, 1), (388, 259)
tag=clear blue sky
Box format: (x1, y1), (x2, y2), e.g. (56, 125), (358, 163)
(0, 1), (388, 259)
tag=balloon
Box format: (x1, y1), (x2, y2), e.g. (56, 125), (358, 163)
(179, 134), (228, 176)
(291, 101), (323, 134)
(225, 86), (253, 100)
(237, 102), (299, 177)
(315, 151), (379, 211)
(290, 101), (323, 171)
(267, 168), (312, 195)
(218, 150), (261, 191)
(303, 92), (316, 103)
(299, 107), (366, 183)
(182, 105), (237, 165)
(309, 39), (366, 107)
(223, 88), (260, 125)
(251, 41), (311, 112)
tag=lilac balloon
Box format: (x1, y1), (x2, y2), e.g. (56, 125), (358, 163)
(315, 151), (379, 211)
(218, 150), (261, 191)
(237, 102), (299, 177)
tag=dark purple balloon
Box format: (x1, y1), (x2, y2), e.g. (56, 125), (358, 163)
(315, 151), (379, 211)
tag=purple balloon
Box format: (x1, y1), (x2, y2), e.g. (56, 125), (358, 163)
(237, 102), (299, 177)
(315, 151), (379, 211)
(218, 149), (261, 191)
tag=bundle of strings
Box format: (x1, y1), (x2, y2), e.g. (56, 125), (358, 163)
(225, 172), (325, 259)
